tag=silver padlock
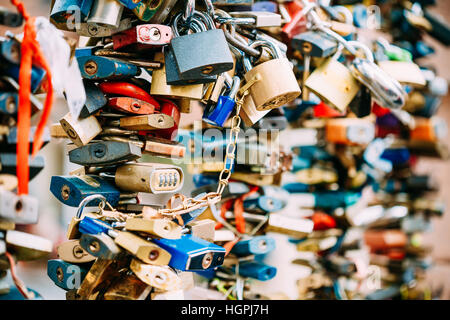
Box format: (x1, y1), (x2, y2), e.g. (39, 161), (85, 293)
(87, 0), (124, 30)
(0, 189), (39, 224)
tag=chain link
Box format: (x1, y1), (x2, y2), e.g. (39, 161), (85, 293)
(157, 89), (250, 218)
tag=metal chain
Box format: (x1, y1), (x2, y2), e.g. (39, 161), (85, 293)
(157, 90), (250, 219)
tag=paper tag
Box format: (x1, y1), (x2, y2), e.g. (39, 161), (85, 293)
(34, 17), (85, 119)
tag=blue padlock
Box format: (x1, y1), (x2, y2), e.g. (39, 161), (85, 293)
(77, 55), (139, 80)
(47, 259), (89, 291)
(292, 157), (311, 172)
(243, 196), (283, 213)
(0, 61), (46, 93)
(78, 216), (112, 235)
(0, 37), (21, 64)
(314, 191), (361, 209)
(232, 261), (277, 281)
(50, 0), (94, 24)
(75, 46), (100, 58)
(152, 234), (226, 271)
(231, 236), (276, 256)
(203, 77), (240, 127)
(79, 80), (107, 118)
(50, 175), (120, 207)
(0, 92), (18, 114)
(0, 287), (43, 300)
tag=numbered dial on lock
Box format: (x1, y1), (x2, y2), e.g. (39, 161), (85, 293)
(115, 163), (183, 193)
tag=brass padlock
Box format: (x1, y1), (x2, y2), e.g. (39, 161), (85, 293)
(240, 94), (270, 127)
(60, 113), (102, 147)
(305, 45), (360, 112)
(103, 273), (151, 300)
(130, 258), (181, 291)
(57, 239), (96, 264)
(150, 52), (204, 101)
(125, 218), (182, 239)
(119, 114), (175, 130)
(113, 231), (171, 265)
(243, 41), (301, 111)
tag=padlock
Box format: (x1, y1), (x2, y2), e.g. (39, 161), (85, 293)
(143, 137), (186, 158)
(77, 56), (139, 80)
(125, 218), (182, 239)
(0, 220), (15, 231)
(115, 163), (183, 194)
(5, 230), (52, 261)
(325, 118), (375, 145)
(169, 19), (234, 80)
(69, 141), (142, 166)
(79, 80), (107, 118)
(87, 0), (123, 29)
(50, 0), (94, 26)
(240, 94), (270, 127)
(243, 196), (283, 213)
(47, 259), (90, 291)
(266, 214), (314, 238)
(107, 97), (157, 115)
(232, 261), (277, 281)
(0, 92), (18, 115)
(103, 272), (152, 300)
(0, 189), (39, 224)
(76, 257), (129, 299)
(65, 195), (106, 240)
(98, 81), (160, 108)
(150, 52), (204, 101)
(186, 219), (215, 242)
(243, 41), (300, 111)
(254, 114), (288, 131)
(50, 175), (120, 207)
(152, 234), (226, 271)
(231, 236), (276, 256)
(378, 60), (426, 88)
(305, 45), (360, 112)
(112, 24), (173, 50)
(291, 30), (338, 58)
(364, 230), (408, 252)
(60, 112), (102, 147)
(0, 61), (46, 93)
(228, 11), (282, 27)
(80, 233), (121, 259)
(76, 17), (132, 37)
(203, 76), (240, 127)
(0, 7), (23, 27)
(57, 240), (96, 264)
(164, 46), (218, 85)
(3, 126), (51, 153)
(147, 98), (180, 140)
(130, 258), (181, 291)
(113, 231), (172, 265)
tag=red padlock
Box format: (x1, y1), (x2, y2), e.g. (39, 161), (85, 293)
(107, 97), (157, 115)
(112, 24), (173, 51)
(98, 81), (160, 110)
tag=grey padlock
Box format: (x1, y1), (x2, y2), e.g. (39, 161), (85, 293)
(87, 0), (123, 29)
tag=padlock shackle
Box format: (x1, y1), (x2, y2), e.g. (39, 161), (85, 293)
(332, 5), (353, 25)
(228, 76), (241, 99)
(249, 40), (282, 61)
(76, 194), (107, 219)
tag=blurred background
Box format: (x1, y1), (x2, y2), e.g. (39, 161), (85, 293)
(1, 0), (449, 299)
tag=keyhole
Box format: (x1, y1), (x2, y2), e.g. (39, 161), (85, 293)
(15, 200), (23, 212)
(89, 240), (101, 253)
(201, 66), (214, 74)
(61, 185), (70, 201)
(93, 145), (106, 158)
(149, 250), (159, 261)
(56, 267), (64, 282)
(88, 24), (99, 36)
(202, 252), (213, 269)
(84, 60), (98, 75)
(6, 96), (15, 113)
(73, 245), (86, 258)
(158, 116), (164, 124)
(259, 240), (267, 251)
(131, 103), (141, 111)
(154, 273), (167, 284)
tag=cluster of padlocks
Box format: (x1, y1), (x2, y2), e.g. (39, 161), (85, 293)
(0, 13), (53, 298)
(0, 0), (448, 300)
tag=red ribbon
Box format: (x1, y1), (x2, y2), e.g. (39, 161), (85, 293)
(11, 0), (54, 194)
